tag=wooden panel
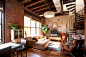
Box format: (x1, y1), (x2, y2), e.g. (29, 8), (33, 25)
(62, 33), (67, 42)
(48, 37), (61, 40)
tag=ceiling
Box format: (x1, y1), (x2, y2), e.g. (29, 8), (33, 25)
(17, 0), (75, 18)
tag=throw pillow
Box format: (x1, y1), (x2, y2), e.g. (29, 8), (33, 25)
(32, 37), (38, 41)
(39, 35), (44, 39)
(35, 36), (40, 39)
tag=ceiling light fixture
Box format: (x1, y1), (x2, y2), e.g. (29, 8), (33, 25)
(44, 11), (55, 18)
(39, 15), (43, 16)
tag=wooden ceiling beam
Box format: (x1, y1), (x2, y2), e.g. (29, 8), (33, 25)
(31, 4), (47, 10)
(24, 7), (41, 18)
(20, 0), (31, 4)
(25, 0), (44, 7)
(32, 2), (53, 10)
(35, 9), (50, 14)
(34, 5), (54, 12)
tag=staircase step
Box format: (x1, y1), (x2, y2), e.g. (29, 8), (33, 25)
(68, 33), (75, 35)
(69, 32), (76, 33)
(66, 4), (75, 7)
(67, 6), (75, 10)
(76, 16), (84, 18)
(75, 21), (84, 23)
(69, 8), (75, 12)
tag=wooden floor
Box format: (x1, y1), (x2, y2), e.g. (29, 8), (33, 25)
(14, 41), (73, 57)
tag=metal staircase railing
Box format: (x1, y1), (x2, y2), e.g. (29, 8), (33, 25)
(66, 6), (84, 41)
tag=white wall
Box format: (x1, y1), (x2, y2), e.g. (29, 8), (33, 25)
(45, 15), (69, 34)
(76, 0), (84, 12)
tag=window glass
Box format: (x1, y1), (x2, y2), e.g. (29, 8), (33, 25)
(24, 16), (41, 37)
(24, 16), (31, 27)
(36, 22), (39, 28)
(39, 23), (41, 28)
(0, 12), (1, 42)
(0, 12), (1, 24)
(24, 28), (30, 38)
(31, 20), (35, 27)
(37, 28), (39, 35)
(31, 28), (35, 36)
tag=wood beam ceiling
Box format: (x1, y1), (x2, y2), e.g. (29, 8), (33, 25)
(17, 0), (56, 17)
(34, 5), (54, 12)
(24, 0), (44, 7)
(31, 4), (47, 10)
(24, 7), (41, 18)
(20, 0), (31, 4)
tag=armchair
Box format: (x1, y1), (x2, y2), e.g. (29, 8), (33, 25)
(62, 40), (84, 57)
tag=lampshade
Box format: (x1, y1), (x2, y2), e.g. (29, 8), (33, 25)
(44, 11), (55, 18)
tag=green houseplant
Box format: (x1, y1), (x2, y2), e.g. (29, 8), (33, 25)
(41, 24), (50, 34)
(7, 22), (24, 29)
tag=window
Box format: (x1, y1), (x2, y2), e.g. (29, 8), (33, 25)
(24, 16), (41, 38)
(0, 12), (1, 42)
(24, 16), (31, 38)
(31, 20), (41, 36)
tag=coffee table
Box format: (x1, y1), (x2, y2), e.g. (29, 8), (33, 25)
(0, 42), (22, 57)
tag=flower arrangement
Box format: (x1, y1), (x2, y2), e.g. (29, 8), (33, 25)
(7, 22), (24, 29)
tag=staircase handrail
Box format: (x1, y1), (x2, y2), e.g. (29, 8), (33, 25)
(76, 8), (84, 14)
(66, 8), (84, 31)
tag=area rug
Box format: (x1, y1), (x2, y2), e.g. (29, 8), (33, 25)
(47, 42), (62, 53)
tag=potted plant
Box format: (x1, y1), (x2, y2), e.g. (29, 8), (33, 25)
(7, 22), (24, 29)
(41, 24), (50, 34)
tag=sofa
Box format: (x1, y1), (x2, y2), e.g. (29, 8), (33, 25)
(26, 35), (50, 50)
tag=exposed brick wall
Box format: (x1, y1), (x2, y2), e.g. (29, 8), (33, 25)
(5, 0), (24, 42)
(41, 18), (45, 35)
(85, 3), (86, 56)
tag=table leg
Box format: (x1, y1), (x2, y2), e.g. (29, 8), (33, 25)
(21, 51), (22, 57)
(26, 50), (27, 57)
(17, 51), (18, 57)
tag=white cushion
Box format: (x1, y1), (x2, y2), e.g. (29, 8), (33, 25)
(80, 35), (84, 39)
(72, 35), (81, 40)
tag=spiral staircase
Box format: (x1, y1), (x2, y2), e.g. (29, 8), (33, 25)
(66, 4), (85, 41)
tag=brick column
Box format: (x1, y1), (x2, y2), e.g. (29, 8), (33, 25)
(85, 3), (86, 56)
(5, 0), (24, 42)
(41, 18), (45, 35)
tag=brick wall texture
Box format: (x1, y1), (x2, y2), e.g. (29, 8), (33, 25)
(85, 3), (86, 56)
(5, 0), (24, 42)
(41, 18), (45, 35)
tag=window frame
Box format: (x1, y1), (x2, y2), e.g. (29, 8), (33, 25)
(24, 16), (41, 37)
(0, 4), (5, 43)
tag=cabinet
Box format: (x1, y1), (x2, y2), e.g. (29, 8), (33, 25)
(48, 36), (61, 41)
(11, 29), (23, 43)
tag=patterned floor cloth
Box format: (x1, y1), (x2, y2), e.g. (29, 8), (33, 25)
(47, 42), (62, 53)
